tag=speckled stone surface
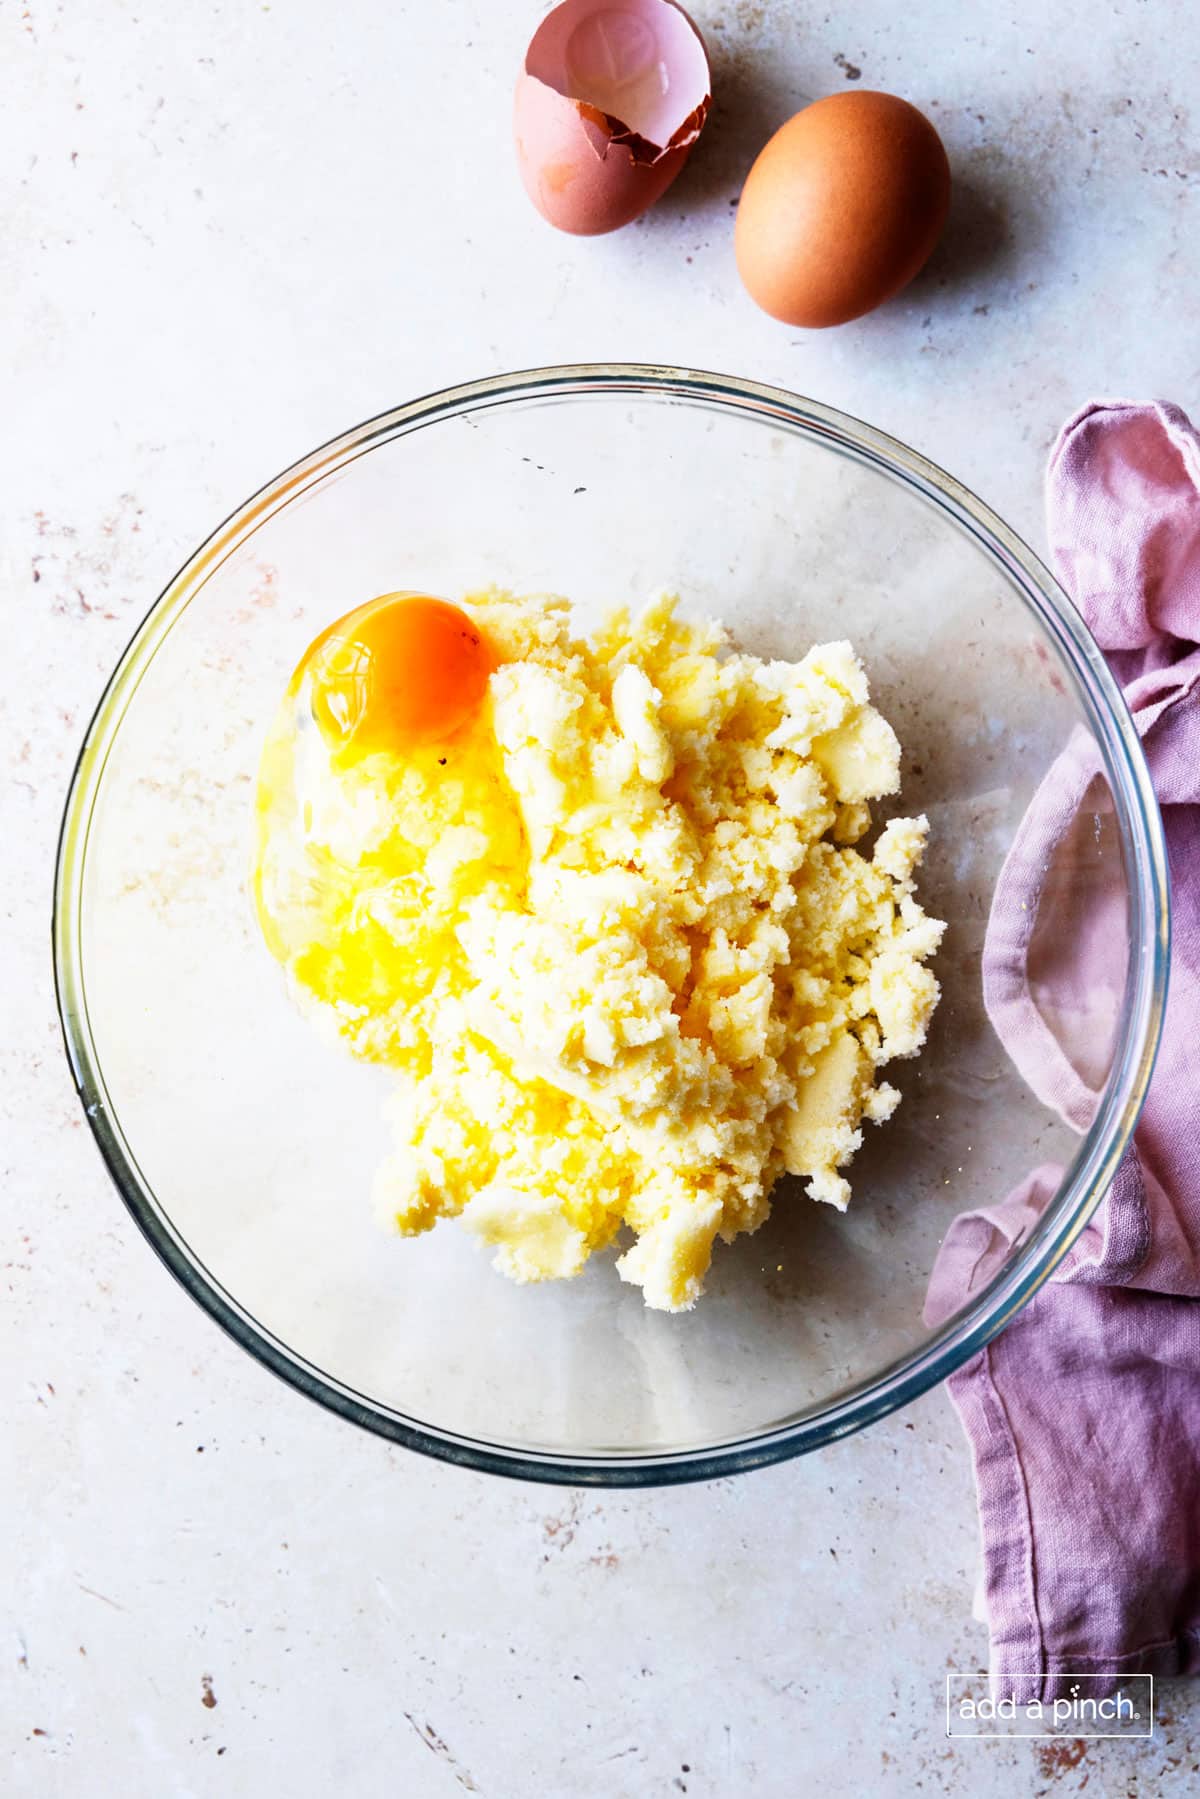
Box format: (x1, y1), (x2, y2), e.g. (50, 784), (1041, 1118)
(4, 2), (1199, 1793)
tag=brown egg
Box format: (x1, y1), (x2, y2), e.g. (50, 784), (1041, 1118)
(735, 91), (951, 328)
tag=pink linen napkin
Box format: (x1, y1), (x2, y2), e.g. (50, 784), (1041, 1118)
(925, 400), (1200, 1697)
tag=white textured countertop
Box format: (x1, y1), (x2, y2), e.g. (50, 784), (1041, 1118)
(5, 2), (1198, 1793)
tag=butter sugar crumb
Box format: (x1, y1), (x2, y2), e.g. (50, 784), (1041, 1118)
(256, 591), (944, 1311)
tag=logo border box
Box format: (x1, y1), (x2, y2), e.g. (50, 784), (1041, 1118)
(945, 1671), (1154, 1739)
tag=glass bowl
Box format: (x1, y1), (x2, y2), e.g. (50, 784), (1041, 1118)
(54, 366), (1169, 1486)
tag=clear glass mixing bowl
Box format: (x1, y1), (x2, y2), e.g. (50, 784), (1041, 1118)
(54, 367), (1169, 1485)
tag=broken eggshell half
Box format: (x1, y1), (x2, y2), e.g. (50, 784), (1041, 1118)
(514, 0), (711, 235)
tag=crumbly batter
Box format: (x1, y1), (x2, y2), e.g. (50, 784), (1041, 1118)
(255, 590), (944, 1310)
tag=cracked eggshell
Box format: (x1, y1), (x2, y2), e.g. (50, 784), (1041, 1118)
(514, 0), (710, 236)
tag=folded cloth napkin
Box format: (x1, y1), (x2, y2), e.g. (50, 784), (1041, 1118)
(925, 400), (1200, 1698)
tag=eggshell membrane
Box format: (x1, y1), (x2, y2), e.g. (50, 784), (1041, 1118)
(514, 0), (710, 236)
(734, 91), (951, 328)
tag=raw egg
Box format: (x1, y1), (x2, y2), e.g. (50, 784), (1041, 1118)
(296, 593), (494, 756)
(514, 0), (710, 235)
(735, 91), (951, 328)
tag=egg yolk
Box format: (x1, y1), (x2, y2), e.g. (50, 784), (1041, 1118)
(297, 592), (494, 756)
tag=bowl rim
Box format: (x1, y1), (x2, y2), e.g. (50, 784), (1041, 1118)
(53, 363), (1171, 1487)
